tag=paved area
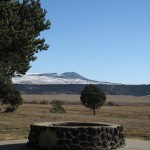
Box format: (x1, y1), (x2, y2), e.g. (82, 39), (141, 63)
(120, 139), (150, 150)
(0, 139), (27, 150)
(0, 139), (150, 150)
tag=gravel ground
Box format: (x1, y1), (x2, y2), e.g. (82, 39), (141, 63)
(0, 139), (150, 150)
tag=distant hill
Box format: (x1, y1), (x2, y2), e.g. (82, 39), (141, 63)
(12, 72), (115, 85)
(13, 72), (150, 96)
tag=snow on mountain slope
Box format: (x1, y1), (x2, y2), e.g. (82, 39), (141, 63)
(12, 72), (114, 85)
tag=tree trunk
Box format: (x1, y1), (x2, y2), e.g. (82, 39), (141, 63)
(93, 108), (96, 116)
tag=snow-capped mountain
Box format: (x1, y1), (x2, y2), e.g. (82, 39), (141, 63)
(12, 72), (114, 85)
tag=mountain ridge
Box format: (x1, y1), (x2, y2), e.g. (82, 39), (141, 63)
(12, 72), (150, 96)
(12, 72), (115, 85)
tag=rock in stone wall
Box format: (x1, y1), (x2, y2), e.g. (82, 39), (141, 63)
(27, 122), (126, 150)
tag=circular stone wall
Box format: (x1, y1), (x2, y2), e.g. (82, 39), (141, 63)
(27, 121), (126, 150)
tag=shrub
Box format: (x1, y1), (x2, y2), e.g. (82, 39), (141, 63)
(50, 99), (66, 113)
(39, 100), (49, 104)
(0, 68), (22, 111)
(1, 89), (22, 112)
(4, 107), (17, 113)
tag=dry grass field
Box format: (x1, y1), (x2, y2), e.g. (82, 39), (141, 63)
(22, 94), (80, 103)
(0, 94), (150, 141)
(22, 94), (150, 106)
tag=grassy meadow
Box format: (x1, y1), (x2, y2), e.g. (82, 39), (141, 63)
(22, 94), (150, 106)
(0, 94), (150, 141)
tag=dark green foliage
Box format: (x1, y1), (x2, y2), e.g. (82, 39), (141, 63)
(4, 90), (22, 107)
(80, 84), (106, 115)
(0, 65), (22, 111)
(1, 86), (23, 111)
(0, 0), (50, 110)
(50, 99), (66, 113)
(0, 0), (50, 76)
(0, 65), (13, 102)
(0, 79), (22, 110)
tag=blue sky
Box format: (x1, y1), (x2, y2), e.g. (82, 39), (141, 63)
(28, 0), (150, 84)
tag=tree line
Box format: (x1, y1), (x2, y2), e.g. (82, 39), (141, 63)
(15, 84), (150, 96)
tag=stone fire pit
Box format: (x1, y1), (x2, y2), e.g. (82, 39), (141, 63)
(27, 121), (126, 150)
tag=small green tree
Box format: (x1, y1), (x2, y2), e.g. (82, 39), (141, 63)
(3, 89), (23, 112)
(0, 64), (22, 112)
(80, 84), (106, 115)
(50, 99), (66, 113)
